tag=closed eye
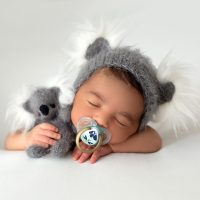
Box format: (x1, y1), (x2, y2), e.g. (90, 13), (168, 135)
(115, 117), (128, 127)
(87, 101), (100, 108)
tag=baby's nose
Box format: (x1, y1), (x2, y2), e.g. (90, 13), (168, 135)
(93, 112), (109, 128)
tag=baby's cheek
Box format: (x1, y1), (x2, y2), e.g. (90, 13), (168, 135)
(70, 104), (92, 128)
(109, 124), (138, 144)
(109, 130), (131, 144)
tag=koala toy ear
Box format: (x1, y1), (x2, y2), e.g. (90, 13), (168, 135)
(50, 87), (60, 97)
(85, 37), (111, 60)
(23, 100), (32, 113)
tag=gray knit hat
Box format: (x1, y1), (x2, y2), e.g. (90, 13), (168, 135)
(73, 37), (175, 130)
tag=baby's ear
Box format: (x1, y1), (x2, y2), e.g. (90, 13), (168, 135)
(85, 37), (111, 60)
(23, 100), (32, 113)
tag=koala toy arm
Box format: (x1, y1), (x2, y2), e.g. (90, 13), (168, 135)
(50, 120), (75, 157)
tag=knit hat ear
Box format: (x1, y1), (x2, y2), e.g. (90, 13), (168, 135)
(158, 82), (175, 104)
(85, 37), (111, 60)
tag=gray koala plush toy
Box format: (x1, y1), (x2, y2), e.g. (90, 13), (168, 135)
(23, 87), (75, 158)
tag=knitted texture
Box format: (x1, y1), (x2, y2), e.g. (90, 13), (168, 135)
(73, 37), (175, 130)
(23, 87), (75, 158)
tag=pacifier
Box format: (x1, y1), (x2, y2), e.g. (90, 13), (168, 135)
(75, 117), (111, 153)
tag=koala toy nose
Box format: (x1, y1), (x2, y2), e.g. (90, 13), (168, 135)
(39, 105), (49, 116)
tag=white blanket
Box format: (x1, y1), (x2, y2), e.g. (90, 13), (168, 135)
(1, 133), (200, 200)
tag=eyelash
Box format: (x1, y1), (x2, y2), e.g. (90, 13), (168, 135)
(87, 101), (100, 107)
(87, 101), (128, 127)
(115, 118), (127, 127)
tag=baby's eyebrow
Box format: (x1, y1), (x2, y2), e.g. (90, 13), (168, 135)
(89, 91), (105, 102)
(117, 112), (134, 123)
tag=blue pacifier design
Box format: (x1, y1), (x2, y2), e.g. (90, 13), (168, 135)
(75, 117), (111, 153)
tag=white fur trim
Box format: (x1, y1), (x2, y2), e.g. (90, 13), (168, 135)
(63, 20), (126, 69)
(5, 85), (35, 133)
(46, 66), (77, 106)
(149, 54), (200, 136)
(5, 20), (126, 133)
(47, 20), (126, 105)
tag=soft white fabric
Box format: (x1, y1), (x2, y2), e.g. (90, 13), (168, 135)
(0, 133), (200, 200)
(1, 0), (200, 200)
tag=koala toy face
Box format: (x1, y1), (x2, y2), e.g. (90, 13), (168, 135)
(23, 87), (60, 121)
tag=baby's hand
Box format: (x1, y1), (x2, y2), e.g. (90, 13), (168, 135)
(72, 142), (113, 164)
(25, 123), (61, 148)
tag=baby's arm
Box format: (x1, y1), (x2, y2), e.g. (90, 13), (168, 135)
(4, 123), (61, 150)
(110, 126), (162, 153)
(72, 126), (161, 164)
(5, 129), (27, 150)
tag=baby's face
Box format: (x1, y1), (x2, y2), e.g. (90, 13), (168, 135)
(71, 69), (144, 145)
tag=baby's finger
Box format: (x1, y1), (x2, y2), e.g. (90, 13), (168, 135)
(77, 142), (92, 163)
(39, 130), (60, 140)
(72, 142), (91, 161)
(89, 150), (101, 164)
(39, 123), (59, 132)
(35, 134), (57, 146)
(90, 145), (112, 164)
(78, 152), (91, 163)
(72, 147), (82, 161)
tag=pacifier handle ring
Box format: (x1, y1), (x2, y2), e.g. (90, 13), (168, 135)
(76, 127), (103, 154)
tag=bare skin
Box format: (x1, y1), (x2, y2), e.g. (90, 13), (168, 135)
(71, 68), (161, 163)
(5, 123), (61, 150)
(4, 68), (162, 163)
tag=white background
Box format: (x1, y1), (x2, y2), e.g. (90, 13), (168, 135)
(0, 0), (200, 200)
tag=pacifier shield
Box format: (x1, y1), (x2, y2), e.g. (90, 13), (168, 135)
(80, 127), (99, 146)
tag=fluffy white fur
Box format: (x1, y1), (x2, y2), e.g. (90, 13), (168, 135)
(63, 19), (126, 66)
(6, 20), (125, 133)
(149, 54), (200, 136)
(6, 85), (36, 133)
(47, 20), (126, 105)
